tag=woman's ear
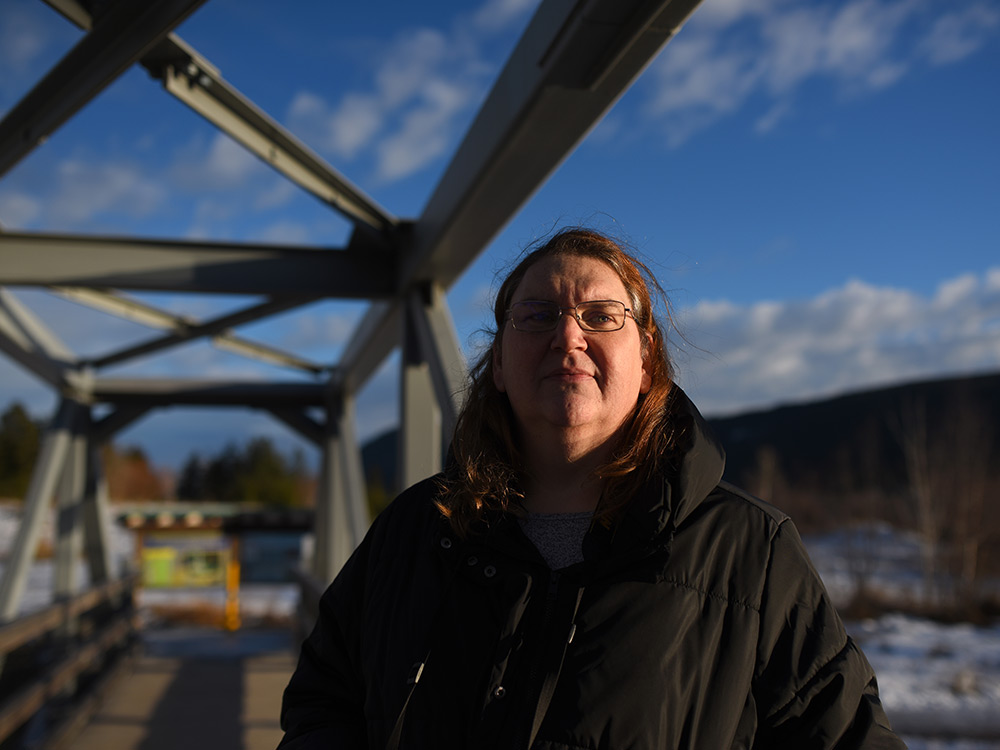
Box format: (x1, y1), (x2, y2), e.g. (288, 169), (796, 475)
(492, 343), (506, 392)
(639, 332), (653, 394)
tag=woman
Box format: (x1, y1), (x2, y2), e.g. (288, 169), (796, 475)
(279, 228), (905, 749)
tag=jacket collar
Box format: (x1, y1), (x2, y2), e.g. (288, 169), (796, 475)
(587, 387), (726, 556)
(455, 387), (726, 565)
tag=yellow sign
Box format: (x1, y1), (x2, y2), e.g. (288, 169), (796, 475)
(141, 530), (231, 588)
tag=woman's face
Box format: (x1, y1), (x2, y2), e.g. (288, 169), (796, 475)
(493, 254), (651, 450)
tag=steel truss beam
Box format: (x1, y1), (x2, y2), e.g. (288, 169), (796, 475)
(0, 0), (208, 177)
(81, 440), (114, 584)
(0, 232), (396, 297)
(52, 287), (325, 373)
(91, 406), (153, 444)
(41, 0), (395, 233)
(0, 288), (75, 387)
(143, 37), (398, 232)
(406, 283), (465, 433)
(0, 399), (76, 621)
(82, 294), (322, 370)
(92, 378), (328, 408)
(266, 408), (325, 446)
(313, 393), (369, 581)
(398, 283), (467, 488)
(55, 414), (87, 599)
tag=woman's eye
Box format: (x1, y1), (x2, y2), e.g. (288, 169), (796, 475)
(583, 310), (615, 326)
(529, 310), (557, 323)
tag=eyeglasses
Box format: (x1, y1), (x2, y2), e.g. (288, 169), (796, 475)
(506, 300), (634, 333)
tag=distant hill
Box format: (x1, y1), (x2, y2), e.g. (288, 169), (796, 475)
(362, 371), (1000, 497)
(709, 371), (1000, 492)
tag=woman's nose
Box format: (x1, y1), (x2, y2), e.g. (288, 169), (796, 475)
(551, 313), (588, 350)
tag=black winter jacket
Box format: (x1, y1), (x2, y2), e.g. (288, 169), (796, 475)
(279, 396), (904, 749)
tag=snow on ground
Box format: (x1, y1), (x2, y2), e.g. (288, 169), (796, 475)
(805, 523), (928, 608)
(849, 615), (1000, 746)
(803, 526), (1000, 747)
(1, 506), (998, 745)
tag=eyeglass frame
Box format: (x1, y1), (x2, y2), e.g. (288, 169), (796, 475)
(504, 299), (636, 333)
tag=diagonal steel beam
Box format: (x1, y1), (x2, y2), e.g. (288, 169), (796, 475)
(87, 295), (320, 369)
(406, 0), (703, 286)
(266, 408), (325, 446)
(40, 1), (397, 233)
(334, 301), (401, 394)
(405, 283), (465, 436)
(211, 335), (325, 375)
(91, 405), (153, 443)
(142, 36), (398, 233)
(50, 287), (325, 373)
(41, 0), (92, 29)
(0, 232), (396, 297)
(340, 0), (704, 392)
(0, 288), (74, 387)
(0, 0), (208, 177)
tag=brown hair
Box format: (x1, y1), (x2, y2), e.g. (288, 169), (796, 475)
(437, 228), (682, 536)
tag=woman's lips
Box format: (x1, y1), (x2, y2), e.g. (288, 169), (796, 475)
(545, 368), (592, 382)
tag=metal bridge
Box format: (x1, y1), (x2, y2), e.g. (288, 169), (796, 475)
(0, 0), (703, 746)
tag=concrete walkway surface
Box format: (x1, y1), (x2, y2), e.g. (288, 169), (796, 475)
(71, 628), (298, 750)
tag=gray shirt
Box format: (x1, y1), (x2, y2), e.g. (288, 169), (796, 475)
(518, 510), (593, 569)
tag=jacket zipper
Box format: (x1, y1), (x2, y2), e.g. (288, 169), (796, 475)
(517, 569), (561, 749)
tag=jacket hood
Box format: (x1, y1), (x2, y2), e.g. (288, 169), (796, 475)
(594, 386), (726, 554)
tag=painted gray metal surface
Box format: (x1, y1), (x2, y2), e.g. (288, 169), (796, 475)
(0, 399), (75, 621)
(0, 232), (396, 298)
(0, 0), (208, 176)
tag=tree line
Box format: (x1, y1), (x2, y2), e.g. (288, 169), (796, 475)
(176, 438), (312, 506)
(0, 402), (311, 507)
(730, 388), (999, 617)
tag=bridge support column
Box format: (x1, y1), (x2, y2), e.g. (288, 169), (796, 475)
(81, 427), (114, 585)
(398, 283), (465, 490)
(54, 402), (87, 600)
(0, 398), (75, 621)
(312, 393), (369, 583)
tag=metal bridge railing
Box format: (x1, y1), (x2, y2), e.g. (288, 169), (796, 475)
(0, 574), (139, 749)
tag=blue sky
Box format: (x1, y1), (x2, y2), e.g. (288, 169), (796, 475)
(1, 0), (998, 471)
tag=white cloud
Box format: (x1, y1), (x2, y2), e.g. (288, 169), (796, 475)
(252, 220), (312, 245)
(279, 308), (361, 353)
(0, 11), (44, 68)
(375, 78), (474, 182)
(253, 179), (297, 211)
(171, 133), (266, 191)
(284, 0), (537, 184)
(754, 100), (791, 133)
(471, 0), (540, 31)
(917, 3), (1000, 65)
(678, 268), (1000, 416)
(0, 191), (41, 227)
(48, 159), (166, 226)
(690, 0), (789, 28)
(645, 0), (999, 145)
(288, 91), (383, 159)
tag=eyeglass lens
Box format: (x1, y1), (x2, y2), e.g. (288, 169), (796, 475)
(509, 300), (626, 332)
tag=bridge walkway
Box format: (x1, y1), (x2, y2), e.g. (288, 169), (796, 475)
(71, 628), (297, 750)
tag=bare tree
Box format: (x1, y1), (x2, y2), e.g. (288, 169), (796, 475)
(891, 397), (948, 602)
(891, 391), (997, 609)
(941, 393), (994, 604)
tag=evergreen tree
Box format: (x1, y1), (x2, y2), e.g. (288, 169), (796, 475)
(0, 403), (41, 499)
(177, 438), (308, 506)
(176, 453), (208, 500)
